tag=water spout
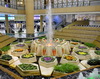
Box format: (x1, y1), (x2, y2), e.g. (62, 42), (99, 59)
(46, 0), (53, 44)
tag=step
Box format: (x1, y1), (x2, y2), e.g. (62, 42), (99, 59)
(65, 26), (100, 31)
(0, 35), (11, 42)
(93, 40), (100, 48)
(62, 29), (100, 35)
(54, 35), (94, 43)
(54, 33), (97, 40)
(0, 37), (16, 48)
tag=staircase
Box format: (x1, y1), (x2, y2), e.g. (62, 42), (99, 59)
(54, 25), (100, 47)
(0, 33), (17, 48)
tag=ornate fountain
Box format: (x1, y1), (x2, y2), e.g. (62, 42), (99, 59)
(31, 0), (70, 57)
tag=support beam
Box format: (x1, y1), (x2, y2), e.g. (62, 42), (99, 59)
(25, 0), (34, 34)
(40, 15), (43, 32)
(5, 15), (9, 33)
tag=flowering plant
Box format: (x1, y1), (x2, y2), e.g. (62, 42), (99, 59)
(78, 46), (87, 49)
(41, 56), (55, 63)
(16, 44), (25, 47)
(76, 51), (88, 55)
(64, 55), (77, 61)
(14, 49), (23, 52)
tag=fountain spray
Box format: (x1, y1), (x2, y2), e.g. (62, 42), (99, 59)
(46, 0), (53, 44)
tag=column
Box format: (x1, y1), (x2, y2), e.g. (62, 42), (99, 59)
(5, 15), (9, 33)
(40, 15), (43, 32)
(25, 0), (34, 35)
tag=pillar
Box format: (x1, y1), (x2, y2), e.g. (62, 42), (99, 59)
(5, 15), (9, 33)
(40, 15), (43, 32)
(25, 0), (34, 35)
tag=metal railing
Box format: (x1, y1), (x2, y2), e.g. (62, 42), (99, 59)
(0, 1), (25, 10)
(34, 0), (100, 10)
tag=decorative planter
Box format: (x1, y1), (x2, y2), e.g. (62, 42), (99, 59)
(0, 54), (14, 65)
(73, 45), (89, 52)
(92, 50), (100, 58)
(39, 56), (58, 68)
(72, 51), (91, 60)
(24, 40), (32, 46)
(16, 63), (40, 76)
(11, 49), (29, 57)
(81, 60), (93, 68)
(70, 41), (80, 48)
(53, 63), (80, 76)
(60, 54), (79, 65)
(20, 53), (37, 63)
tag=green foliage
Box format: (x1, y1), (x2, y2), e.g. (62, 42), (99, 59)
(12, 42), (18, 44)
(54, 63), (79, 73)
(1, 54), (12, 61)
(95, 50), (100, 55)
(87, 59), (100, 65)
(71, 39), (80, 42)
(84, 42), (96, 48)
(0, 46), (10, 52)
(19, 64), (37, 70)
(38, 36), (46, 39)
(25, 41), (32, 44)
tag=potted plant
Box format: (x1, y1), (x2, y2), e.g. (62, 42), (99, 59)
(20, 53), (36, 63)
(53, 63), (80, 76)
(16, 63), (40, 75)
(39, 56), (58, 68)
(0, 54), (14, 65)
(0, 46), (10, 54)
(11, 49), (28, 57)
(60, 54), (79, 64)
(72, 51), (91, 60)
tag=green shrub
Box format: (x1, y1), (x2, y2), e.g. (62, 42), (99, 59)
(54, 63), (79, 73)
(0, 46), (10, 52)
(84, 43), (96, 48)
(95, 50), (100, 55)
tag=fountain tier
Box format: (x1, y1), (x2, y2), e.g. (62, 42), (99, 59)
(31, 38), (71, 57)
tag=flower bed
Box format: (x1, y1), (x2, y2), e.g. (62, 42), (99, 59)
(60, 54), (79, 64)
(20, 53), (36, 63)
(11, 49), (28, 57)
(72, 51), (91, 60)
(70, 41), (79, 48)
(87, 59), (100, 66)
(0, 54), (14, 65)
(14, 43), (28, 49)
(0, 46), (10, 54)
(39, 56), (58, 68)
(53, 63), (79, 75)
(16, 63), (40, 75)
(73, 45), (89, 52)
